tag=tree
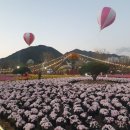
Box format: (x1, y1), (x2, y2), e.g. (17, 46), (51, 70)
(93, 49), (109, 60)
(68, 52), (79, 70)
(13, 66), (31, 74)
(26, 59), (34, 67)
(79, 61), (109, 81)
(42, 52), (54, 62)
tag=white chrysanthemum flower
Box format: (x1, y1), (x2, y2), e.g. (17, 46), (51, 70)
(28, 115), (38, 122)
(62, 111), (71, 118)
(119, 109), (128, 116)
(23, 123), (35, 130)
(104, 117), (114, 124)
(23, 101), (30, 107)
(115, 120), (126, 128)
(69, 115), (79, 120)
(127, 101), (130, 106)
(69, 115), (80, 125)
(41, 122), (53, 130)
(88, 105), (98, 112)
(96, 92), (105, 97)
(50, 111), (57, 120)
(38, 111), (44, 117)
(89, 120), (99, 128)
(53, 106), (60, 113)
(31, 108), (38, 114)
(24, 110), (31, 117)
(16, 119), (26, 127)
(54, 126), (65, 130)
(92, 102), (99, 106)
(74, 107), (83, 113)
(114, 102), (122, 108)
(100, 108), (109, 116)
(77, 124), (88, 130)
(0, 106), (6, 114)
(111, 98), (119, 104)
(82, 101), (90, 109)
(80, 92), (87, 99)
(117, 115), (128, 122)
(100, 99), (110, 107)
(121, 96), (129, 102)
(101, 124), (115, 130)
(56, 117), (66, 124)
(111, 110), (119, 117)
(80, 112), (87, 119)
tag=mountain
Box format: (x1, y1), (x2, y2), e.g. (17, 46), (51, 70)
(0, 46), (128, 69)
(0, 45), (63, 69)
(69, 49), (120, 59)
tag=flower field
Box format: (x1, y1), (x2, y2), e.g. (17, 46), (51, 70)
(0, 77), (130, 130)
(0, 74), (79, 81)
(0, 74), (16, 81)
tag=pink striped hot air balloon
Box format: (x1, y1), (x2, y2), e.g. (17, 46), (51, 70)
(23, 33), (35, 46)
(98, 7), (116, 30)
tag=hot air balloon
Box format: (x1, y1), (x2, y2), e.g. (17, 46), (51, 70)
(23, 33), (35, 46)
(98, 7), (116, 30)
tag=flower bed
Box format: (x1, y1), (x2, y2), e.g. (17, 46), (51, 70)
(0, 77), (130, 130)
(108, 74), (130, 78)
(0, 74), (16, 81)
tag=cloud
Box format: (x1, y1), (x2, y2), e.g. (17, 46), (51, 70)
(116, 47), (130, 55)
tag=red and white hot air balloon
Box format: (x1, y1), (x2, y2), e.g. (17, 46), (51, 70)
(98, 7), (116, 30)
(23, 33), (35, 46)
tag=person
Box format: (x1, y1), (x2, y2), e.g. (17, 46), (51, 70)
(24, 72), (29, 80)
(38, 71), (42, 79)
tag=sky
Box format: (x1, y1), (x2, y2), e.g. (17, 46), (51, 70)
(0, 0), (130, 58)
